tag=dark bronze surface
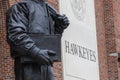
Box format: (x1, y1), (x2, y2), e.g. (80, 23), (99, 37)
(6, 0), (69, 80)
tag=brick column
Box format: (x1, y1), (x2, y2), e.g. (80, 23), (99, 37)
(95, 0), (119, 80)
(95, 0), (109, 80)
(112, 0), (120, 80)
(0, 0), (15, 80)
(103, 0), (119, 80)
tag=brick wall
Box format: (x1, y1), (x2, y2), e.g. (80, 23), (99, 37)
(0, 0), (15, 80)
(103, 0), (119, 80)
(95, 0), (120, 80)
(112, 0), (120, 80)
(95, 0), (109, 80)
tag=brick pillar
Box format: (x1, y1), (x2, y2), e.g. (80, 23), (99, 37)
(103, 0), (119, 80)
(112, 0), (120, 80)
(0, 0), (15, 80)
(95, 0), (119, 80)
(95, 0), (109, 80)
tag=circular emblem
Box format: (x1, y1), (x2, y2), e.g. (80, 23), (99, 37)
(70, 0), (86, 21)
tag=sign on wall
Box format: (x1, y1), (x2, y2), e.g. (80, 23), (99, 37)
(60, 0), (100, 80)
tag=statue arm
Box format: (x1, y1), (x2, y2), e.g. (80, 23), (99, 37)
(7, 3), (38, 55)
(47, 3), (70, 34)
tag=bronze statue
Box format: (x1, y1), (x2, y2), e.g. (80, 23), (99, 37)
(6, 0), (69, 80)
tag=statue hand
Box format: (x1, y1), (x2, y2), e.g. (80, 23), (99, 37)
(36, 50), (53, 65)
(57, 14), (70, 29)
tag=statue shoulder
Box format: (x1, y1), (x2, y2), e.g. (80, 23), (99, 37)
(8, 1), (29, 14)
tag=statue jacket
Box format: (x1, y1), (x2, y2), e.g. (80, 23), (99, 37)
(6, 0), (64, 58)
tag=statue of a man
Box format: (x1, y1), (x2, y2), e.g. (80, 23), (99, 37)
(6, 0), (69, 80)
